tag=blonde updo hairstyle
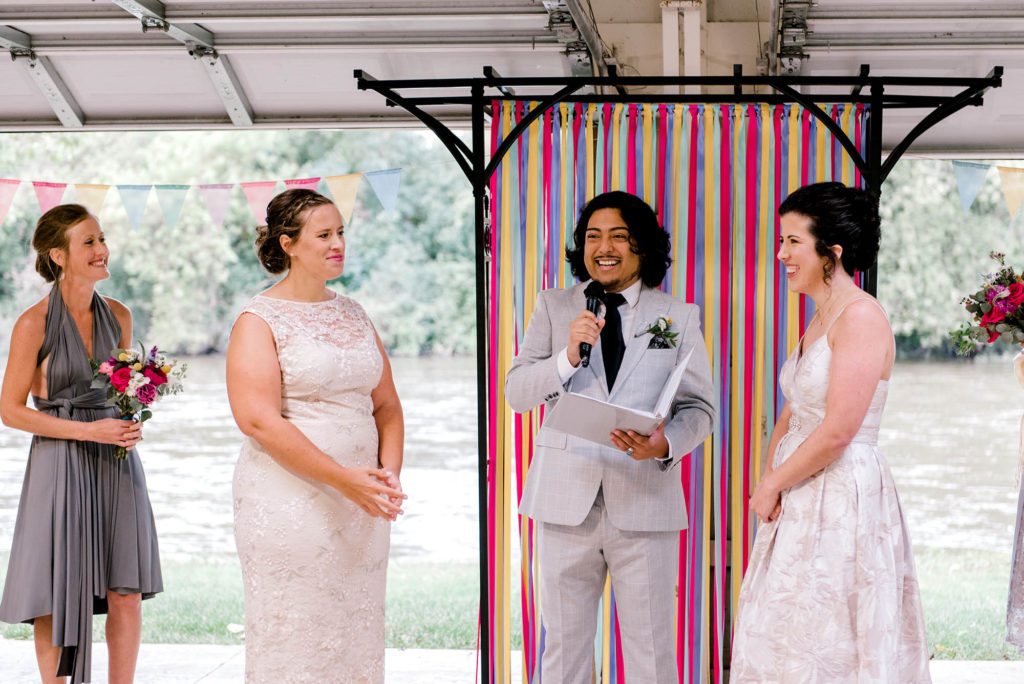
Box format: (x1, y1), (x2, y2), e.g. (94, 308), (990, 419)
(33, 203), (92, 283)
(255, 189), (335, 274)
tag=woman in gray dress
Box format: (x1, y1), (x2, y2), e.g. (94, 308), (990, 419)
(0, 204), (162, 684)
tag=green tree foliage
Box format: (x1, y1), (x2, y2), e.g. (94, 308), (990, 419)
(877, 159), (1024, 355)
(0, 131), (1016, 357)
(0, 130), (474, 355)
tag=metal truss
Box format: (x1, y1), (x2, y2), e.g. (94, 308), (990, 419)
(355, 64), (1002, 683)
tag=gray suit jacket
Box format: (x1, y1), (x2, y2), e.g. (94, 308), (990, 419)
(505, 281), (716, 532)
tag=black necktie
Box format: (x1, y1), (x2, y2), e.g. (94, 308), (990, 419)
(602, 292), (626, 390)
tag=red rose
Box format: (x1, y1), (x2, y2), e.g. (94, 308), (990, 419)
(110, 367), (132, 392)
(988, 327), (1001, 343)
(135, 383), (157, 405)
(143, 365), (167, 386)
(1008, 282), (1024, 307)
(981, 308), (1005, 326)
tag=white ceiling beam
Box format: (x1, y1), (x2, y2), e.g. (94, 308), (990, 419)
(111, 0), (252, 126)
(804, 33), (1024, 48)
(22, 37), (563, 54)
(0, 4), (549, 22)
(1, 24), (83, 127)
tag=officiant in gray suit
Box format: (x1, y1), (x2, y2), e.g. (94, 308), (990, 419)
(505, 191), (715, 684)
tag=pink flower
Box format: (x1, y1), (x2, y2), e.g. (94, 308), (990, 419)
(110, 367), (132, 392)
(135, 383), (157, 405)
(143, 365), (167, 386)
(98, 362), (114, 376)
(987, 285), (1008, 302)
(1008, 282), (1024, 307)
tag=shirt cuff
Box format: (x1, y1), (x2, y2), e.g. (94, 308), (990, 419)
(556, 346), (581, 385)
(655, 442), (673, 471)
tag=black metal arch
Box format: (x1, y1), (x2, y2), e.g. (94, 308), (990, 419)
(355, 66), (1002, 683)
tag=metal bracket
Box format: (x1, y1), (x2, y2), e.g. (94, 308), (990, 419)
(112, 0), (251, 126)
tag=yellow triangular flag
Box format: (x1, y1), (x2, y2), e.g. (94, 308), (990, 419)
(75, 184), (111, 216)
(997, 166), (1024, 218)
(324, 173), (361, 224)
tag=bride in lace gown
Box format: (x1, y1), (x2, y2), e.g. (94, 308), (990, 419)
(730, 183), (930, 683)
(226, 189), (405, 683)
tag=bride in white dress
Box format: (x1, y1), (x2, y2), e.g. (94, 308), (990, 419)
(226, 189), (405, 683)
(730, 183), (930, 682)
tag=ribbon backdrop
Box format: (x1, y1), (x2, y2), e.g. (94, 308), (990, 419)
(487, 101), (869, 683)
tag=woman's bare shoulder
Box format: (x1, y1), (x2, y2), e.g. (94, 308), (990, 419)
(11, 297), (49, 339)
(102, 295), (131, 318)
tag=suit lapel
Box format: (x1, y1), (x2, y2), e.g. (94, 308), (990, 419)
(608, 287), (661, 402)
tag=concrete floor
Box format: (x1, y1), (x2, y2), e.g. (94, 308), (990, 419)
(1, 638), (1023, 683)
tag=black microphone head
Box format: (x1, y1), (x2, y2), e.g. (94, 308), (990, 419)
(583, 281), (605, 300)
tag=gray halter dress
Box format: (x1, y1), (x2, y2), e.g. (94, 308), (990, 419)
(0, 285), (162, 684)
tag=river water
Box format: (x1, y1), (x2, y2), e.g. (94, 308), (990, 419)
(0, 355), (1020, 562)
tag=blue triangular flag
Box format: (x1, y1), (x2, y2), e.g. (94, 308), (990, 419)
(155, 184), (190, 230)
(117, 184), (151, 230)
(952, 161), (990, 213)
(364, 168), (401, 216)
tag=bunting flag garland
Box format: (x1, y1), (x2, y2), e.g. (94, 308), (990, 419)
(364, 168), (402, 215)
(74, 183), (111, 216)
(0, 167), (400, 233)
(155, 184), (190, 230)
(998, 166), (1024, 218)
(117, 185), (151, 230)
(324, 173), (362, 223)
(198, 183), (234, 230)
(240, 180), (278, 225)
(0, 179), (19, 227)
(32, 181), (67, 214)
(488, 101), (869, 684)
(284, 176), (322, 192)
(951, 161), (990, 213)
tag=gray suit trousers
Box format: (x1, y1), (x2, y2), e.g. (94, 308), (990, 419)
(538, 489), (680, 684)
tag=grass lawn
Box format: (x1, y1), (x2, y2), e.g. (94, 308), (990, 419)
(0, 554), (493, 649)
(916, 546), (1023, 660)
(2, 547), (1018, 658)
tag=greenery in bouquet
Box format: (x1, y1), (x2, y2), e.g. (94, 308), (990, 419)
(950, 252), (1024, 356)
(91, 342), (187, 457)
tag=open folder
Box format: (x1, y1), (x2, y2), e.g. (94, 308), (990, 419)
(542, 348), (694, 449)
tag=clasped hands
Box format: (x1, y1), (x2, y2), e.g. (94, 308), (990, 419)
(749, 474), (782, 523)
(339, 467), (406, 521)
(89, 417), (143, 450)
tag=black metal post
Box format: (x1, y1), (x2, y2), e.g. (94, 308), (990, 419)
(864, 82), (885, 296)
(471, 82), (491, 684)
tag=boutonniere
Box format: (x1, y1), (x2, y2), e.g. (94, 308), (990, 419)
(637, 315), (679, 349)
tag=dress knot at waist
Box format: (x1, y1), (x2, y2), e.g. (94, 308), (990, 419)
(34, 391), (109, 418)
(787, 415), (879, 445)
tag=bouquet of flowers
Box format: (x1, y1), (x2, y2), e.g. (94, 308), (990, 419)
(91, 343), (187, 458)
(951, 252), (1024, 356)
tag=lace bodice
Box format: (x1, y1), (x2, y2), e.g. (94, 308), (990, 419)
(241, 292), (383, 423)
(233, 290), (390, 682)
(779, 333), (889, 446)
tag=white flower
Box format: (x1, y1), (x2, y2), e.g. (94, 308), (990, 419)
(127, 373), (151, 394)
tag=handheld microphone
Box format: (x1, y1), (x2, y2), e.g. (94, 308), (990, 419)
(580, 281), (605, 367)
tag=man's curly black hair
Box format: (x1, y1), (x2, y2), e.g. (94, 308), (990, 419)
(564, 191), (672, 287)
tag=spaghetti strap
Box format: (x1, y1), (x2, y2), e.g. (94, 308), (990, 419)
(825, 296), (896, 364)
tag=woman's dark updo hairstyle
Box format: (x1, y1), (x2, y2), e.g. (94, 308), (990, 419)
(778, 181), (880, 284)
(565, 190), (672, 287)
(255, 188), (334, 274)
(33, 203), (91, 283)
